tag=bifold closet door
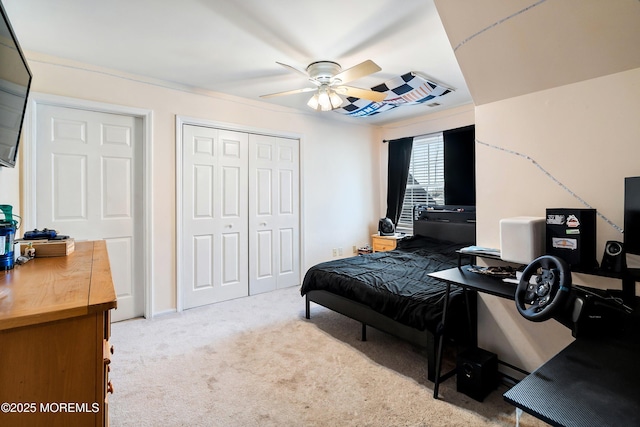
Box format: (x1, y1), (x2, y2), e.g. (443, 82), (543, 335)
(182, 125), (249, 309)
(248, 134), (300, 295)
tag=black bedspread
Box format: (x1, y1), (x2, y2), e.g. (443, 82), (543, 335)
(301, 235), (471, 333)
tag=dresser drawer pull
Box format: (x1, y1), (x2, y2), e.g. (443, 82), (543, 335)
(103, 340), (112, 363)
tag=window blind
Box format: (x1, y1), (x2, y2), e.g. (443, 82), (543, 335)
(396, 133), (444, 231)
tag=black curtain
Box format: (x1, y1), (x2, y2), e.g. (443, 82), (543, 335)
(385, 137), (414, 225)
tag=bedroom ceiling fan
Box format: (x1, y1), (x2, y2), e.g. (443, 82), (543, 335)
(260, 60), (387, 111)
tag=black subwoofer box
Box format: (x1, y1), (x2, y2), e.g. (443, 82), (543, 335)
(456, 347), (498, 402)
(546, 208), (597, 273)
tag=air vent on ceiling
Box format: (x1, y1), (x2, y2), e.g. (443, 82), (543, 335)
(426, 102), (441, 107)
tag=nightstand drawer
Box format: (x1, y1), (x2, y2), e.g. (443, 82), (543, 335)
(371, 235), (400, 252)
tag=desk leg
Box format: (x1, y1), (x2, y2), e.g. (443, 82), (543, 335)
(433, 282), (451, 399)
(463, 288), (478, 348)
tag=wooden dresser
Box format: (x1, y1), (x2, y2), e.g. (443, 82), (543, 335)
(0, 240), (117, 427)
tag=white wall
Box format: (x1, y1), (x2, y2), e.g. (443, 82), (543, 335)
(19, 53), (382, 315)
(475, 67), (640, 372)
(0, 167), (20, 216)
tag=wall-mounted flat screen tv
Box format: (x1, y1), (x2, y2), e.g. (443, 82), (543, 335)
(625, 177), (640, 279)
(0, 0), (32, 168)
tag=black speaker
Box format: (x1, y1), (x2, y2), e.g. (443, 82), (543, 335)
(600, 241), (626, 277)
(456, 348), (498, 402)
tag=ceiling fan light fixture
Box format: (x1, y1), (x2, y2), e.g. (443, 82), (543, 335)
(308, 87), (342, 112)
(268, 59), (380, 112)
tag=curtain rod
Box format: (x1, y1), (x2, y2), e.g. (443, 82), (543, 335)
(383, 126), (474, 143)
(382, 138), (412, 143)
(382, 137), (413, 143)
(382, 135), (418, 143)
(382, 132), (432, 143)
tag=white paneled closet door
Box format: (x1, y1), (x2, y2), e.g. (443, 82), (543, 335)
(182, 125), (249, 309)
(248, 134), (300, 295)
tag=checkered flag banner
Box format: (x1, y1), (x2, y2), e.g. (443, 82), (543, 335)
(335, 72), (452, 117)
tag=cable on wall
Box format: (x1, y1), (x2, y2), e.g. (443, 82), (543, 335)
(476, 138), (623, 234)
(453, 0), (548, 52)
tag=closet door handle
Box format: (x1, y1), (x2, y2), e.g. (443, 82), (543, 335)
(260, 222), (267, 226)
(225, 224), (233, 228)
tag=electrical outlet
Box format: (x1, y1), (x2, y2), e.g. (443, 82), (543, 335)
(338, 247), (343, 256)
(353, 245), (357, 254)
(332, 248), (338, 257)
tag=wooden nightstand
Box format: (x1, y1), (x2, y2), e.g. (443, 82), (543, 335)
(371, 234), (404, 252)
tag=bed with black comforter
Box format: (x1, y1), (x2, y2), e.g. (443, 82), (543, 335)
(301, 218), (476, 383)
(301, 235), (469, 332)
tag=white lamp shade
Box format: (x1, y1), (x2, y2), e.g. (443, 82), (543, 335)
(329, 91), (343, 108)
(307, 85), (343, 112)
(307, 94), (319, 110)
(317, 90), (331, 111)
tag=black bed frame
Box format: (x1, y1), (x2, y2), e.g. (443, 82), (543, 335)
(304, 218), (476, 383)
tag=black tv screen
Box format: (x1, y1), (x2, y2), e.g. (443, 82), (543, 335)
(624, 176), (640, 278)
(0, 0), (32, 168)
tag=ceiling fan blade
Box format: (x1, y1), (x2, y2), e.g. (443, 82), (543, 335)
(276, 61), (309, 77)
(260, 87), (316, 98)
(333, 60), (381, 85)
(335, 86), (387, 103)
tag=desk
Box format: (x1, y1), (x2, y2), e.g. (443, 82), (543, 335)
(428, 265), (517, 398)
(429, 265), (516, 300)
(504, 319), (640, 427)
(432, 266), (640, 424)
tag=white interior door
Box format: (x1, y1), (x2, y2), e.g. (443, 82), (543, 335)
(249, 134), (300, 294)
(182, 124), (249, 309)
(35, 104), (143, 321)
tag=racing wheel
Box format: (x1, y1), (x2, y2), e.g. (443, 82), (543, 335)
(515, 255), (572, 322)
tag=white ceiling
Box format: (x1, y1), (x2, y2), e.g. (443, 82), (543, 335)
(2, 0), (473, 125)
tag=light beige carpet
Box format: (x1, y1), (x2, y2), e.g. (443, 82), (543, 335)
(109, 286), (548, 427)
